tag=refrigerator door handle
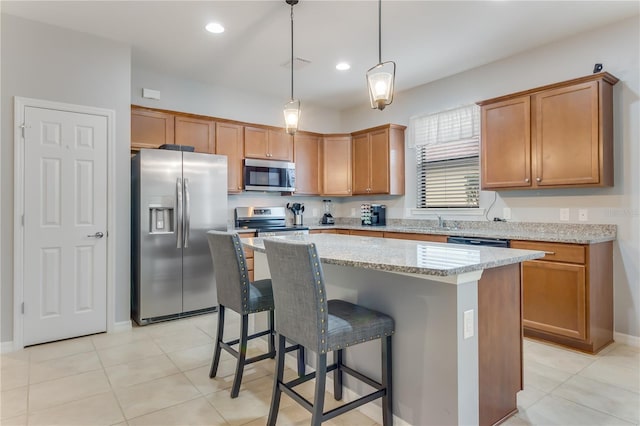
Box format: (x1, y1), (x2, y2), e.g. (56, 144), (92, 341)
(176, 177), (183, 248)
(184, 178), (190, 248)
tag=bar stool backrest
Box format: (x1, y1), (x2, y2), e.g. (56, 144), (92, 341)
(264, 239), (329, 353)
(206, 231), (251, 315)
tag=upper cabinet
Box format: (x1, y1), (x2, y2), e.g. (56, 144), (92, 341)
(321, 135), (352, 196)
(174, 115), (215, 154)
(244, 127), (293, 161)
(131, 107), (174, 150)
(216, 122), (244, 193)
(293, 133), (321, 195)
(479, 72), (617, 190)
(131, 106), (214, 154)
(351, 124), (406, 195)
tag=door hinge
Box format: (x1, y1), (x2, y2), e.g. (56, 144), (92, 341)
(21, 302), (24, 314)
(21, 214), (24, 226)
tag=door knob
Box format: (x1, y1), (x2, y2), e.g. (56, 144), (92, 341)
(87, 232), (104, 238)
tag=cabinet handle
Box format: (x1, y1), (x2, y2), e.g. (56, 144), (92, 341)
(536, 177), (541, 182)
(525, 178), (530, 183)
(544, 251), (556, 255)
(237, 186), (242, 190)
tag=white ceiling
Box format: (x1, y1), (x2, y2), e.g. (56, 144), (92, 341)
(2, 1), (638, 109)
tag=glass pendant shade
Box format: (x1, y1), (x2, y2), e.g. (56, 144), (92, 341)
(367, 60), (395, 110)
(284, 99), (300, 135)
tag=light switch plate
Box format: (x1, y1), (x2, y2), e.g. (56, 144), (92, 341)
(142, 88), (161, 100)
(560, 208), (570, 221)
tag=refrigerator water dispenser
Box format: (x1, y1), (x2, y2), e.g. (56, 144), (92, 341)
(149, 206), (174, 233)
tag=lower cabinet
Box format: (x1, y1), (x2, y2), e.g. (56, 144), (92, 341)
(309, 229), (337, 234)
(349, 230), (384, 237)
(511, 240), (613, 353)
(383, 232), (448, 243)
(238, 232), (255, 281)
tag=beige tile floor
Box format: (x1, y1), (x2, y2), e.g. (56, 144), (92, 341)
(1, 312), (638, 426)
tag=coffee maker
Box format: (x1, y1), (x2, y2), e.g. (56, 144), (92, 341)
(370, 204), (386, 226)
(321, 199), (335, 225)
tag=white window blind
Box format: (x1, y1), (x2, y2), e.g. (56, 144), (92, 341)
(412, 105), (480, 209)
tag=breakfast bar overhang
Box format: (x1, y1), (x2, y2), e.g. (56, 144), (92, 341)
(244, 234), (544, 426)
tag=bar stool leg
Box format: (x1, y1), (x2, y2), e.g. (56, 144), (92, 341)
(268, 310), (275, 358)
(209, 305), (225, 378)
(230, 314), (249, 398)
(333, 349), (344, 400)
(381, 335), (393, 426)
(311, 352), (327, 426)
(267, 334), (286, 426)
(297, 345), (305, 377)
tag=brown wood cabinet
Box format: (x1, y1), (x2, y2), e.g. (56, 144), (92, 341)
(238, 232), (256, 282)
(511, 240), (613, 353)
(321, 135), (352, 196)
(309, 229), (337, 234)
(131, 108), (175, 150)
(336, 229), (351, 235)
(174, 115), (215, 153)
(479, 73), (617, 190)
(351, 124), (405, 195)
(216, 122), (244, 193)
(383, 232), (448, 243)
(349, 229), (384, 237)
(293, 133), (321, 195)
(244, 126), (293, 161)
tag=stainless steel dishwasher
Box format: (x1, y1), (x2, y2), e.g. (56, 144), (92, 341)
(447, 236), (510, 248)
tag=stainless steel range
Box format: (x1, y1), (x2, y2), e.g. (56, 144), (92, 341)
(235, 206), (309, 236)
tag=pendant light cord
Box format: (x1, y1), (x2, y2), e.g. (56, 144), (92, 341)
(378, 0), (382, 64)
(290, 3), (294, 101)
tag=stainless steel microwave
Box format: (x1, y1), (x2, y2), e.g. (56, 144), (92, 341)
(244, 158), (296, 192)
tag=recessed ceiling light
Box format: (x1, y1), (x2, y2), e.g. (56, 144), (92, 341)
(205, 22), (225, 34)
(336, 62), (351, 71)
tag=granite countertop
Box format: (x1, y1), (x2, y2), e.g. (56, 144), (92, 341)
(307, 220), (617, 244)
(243, 234), (545, 277)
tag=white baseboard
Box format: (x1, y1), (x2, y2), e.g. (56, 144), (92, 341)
(110, 320), (133, 333)
(254, 339), (410, 426)
(614, 332), (640, 348)
(1, 341), (16, 354)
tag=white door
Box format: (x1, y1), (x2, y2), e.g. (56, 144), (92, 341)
(22, 106), (108, 346)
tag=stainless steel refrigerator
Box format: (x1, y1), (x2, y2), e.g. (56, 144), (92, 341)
(131, 148), (227, 325)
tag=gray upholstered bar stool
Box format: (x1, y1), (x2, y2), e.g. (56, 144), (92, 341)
(264, 238), (395, 426)
(206, 231), (305, 398)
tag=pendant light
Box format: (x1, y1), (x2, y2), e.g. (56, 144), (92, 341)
(284, 0), (300, 135)
(366, 0), (395, 110)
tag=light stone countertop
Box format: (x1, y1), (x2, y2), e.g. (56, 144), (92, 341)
(243, 233), (545, 277)
(307, 220), (617, 244)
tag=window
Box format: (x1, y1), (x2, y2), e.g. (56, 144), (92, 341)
(410, 105), (480, 209)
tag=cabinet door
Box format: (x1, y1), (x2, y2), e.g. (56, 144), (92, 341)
(522, 260), (587, 340)
(322, 136), (352, 196)
(175, 116), (215, 153)
(383, 232), (448, 243)
(294, 134), (321, 195)
(268, 129), (294, 161)
(533, 81), (600, 186)
(481, 97), (531, 189)
(131, 108), (174, 150)
(216, 122), (244, 193)
(369, 128), (390, 193)
(244, 126), (268, 159)
(351, 133), (370, 195)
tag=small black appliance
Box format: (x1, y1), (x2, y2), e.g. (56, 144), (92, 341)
(370, 204), (386, 226)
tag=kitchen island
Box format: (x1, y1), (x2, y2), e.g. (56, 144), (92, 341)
(243, 234), (545, 426)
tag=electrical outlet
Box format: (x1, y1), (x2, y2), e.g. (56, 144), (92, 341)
(463, 309), (474, 339)
(351, 208), (356, 217)
(502, 207), (512, 220)
(578, 209), (588, 222)
(312, 208), (318, 217)
(560, 208), (570, 221)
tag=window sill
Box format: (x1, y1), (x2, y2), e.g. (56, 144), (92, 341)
(410, 208), (486, 217)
